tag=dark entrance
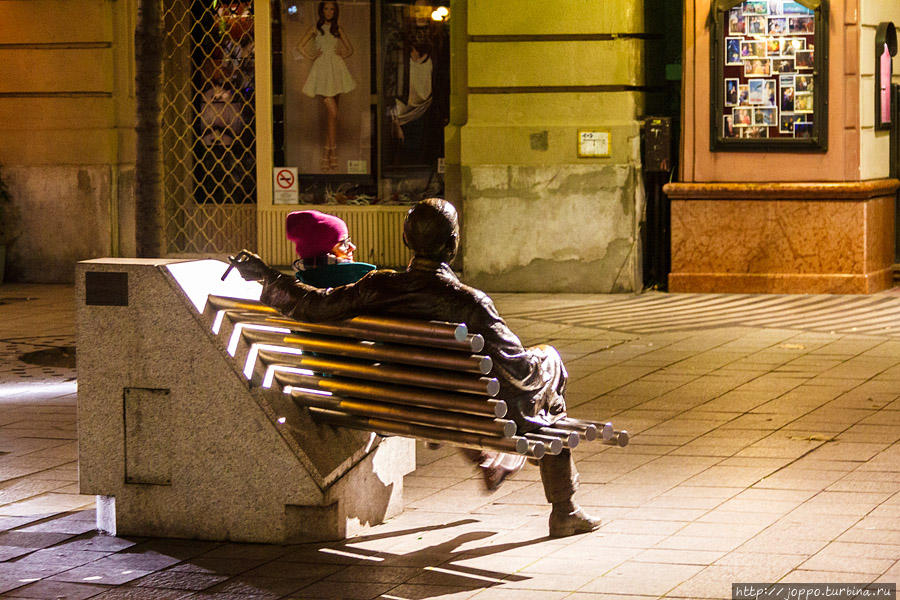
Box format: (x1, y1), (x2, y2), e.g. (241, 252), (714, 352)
(641, 0), (682, 291)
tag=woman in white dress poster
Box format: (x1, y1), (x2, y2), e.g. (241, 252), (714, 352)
(298, 1), (355, 171)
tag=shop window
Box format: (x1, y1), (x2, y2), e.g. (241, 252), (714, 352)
(273, 0), (449, 205)
(710, 0), (828, 151)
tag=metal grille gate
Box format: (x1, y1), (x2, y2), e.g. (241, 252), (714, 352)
(161, 0), (257, 255)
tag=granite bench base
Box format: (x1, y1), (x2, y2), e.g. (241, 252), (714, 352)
(76, 258), (415, 543)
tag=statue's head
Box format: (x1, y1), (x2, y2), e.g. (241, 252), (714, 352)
(403, 198), (459, 262)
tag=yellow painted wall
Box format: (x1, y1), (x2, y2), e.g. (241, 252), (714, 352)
(0, 0), (136, 282)
(458, 0), (649, 292)
(0, 0), (136, 281)
(461, 1), (647, 167)
(467, 0), (644, 35)
(0, 0), (135, 167)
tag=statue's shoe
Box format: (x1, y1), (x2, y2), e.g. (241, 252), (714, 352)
(548, 507), (602, 537)
(480, 453), (526, 491)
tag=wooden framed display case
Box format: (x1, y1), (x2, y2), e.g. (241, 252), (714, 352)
(710, 0), (828, 151)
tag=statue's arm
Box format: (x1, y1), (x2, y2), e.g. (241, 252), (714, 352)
(227, 249), (366, 322)
(260, 272), (366, 322)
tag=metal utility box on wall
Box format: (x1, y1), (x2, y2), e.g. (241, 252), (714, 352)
(644, 117), (673, 172)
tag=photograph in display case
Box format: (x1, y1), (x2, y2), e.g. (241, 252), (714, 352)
(782, 1), (810, 13)
(713, 0), (824, 148)
(782, 37), (805, 55)
(754, 106), (777, 126)
(773, 57), (795, 74)
(789, 16), (814, 32)
(779, 112), (803, 133)
(742, 125), (769, 138)
(795, 122), (813, 137)
(748, 78), (765, 104)
(727, 38), (742, 64)
(744, 58), (771, 76)
(743, 0), (768, 14)
(768, 17), (787, 35)
(795, 91), (813, 112)
(742, 39), (767, 57)
(726, 79), (740, 105)
(781, 85), (794, 111)
(729, 9), (747, 34)
(724, 114), (737, 137)
(748, 15), (767, 34)
(765, 79), (777, 104)
(734, 106), (753, 126)
(795, 49), (814, 69)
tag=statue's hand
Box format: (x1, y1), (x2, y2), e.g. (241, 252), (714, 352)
(227, 250), (272, 282)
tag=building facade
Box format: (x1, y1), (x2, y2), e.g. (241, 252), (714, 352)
(0, 0), (137, 282)
(0, 0), (673, 293)
(3, 1), (894, 294)
(666, 0), (899, 294)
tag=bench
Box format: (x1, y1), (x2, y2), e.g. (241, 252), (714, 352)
(202, 294), (629, 457)
(77, 258), (625, 544)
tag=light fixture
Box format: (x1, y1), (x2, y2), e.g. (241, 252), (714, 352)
(431, 6), (449, 21)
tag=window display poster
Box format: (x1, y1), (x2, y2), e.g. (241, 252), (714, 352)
(381, 2), (450, 171)
(721, 1), (815, 141)
(283, 1), (372, 175)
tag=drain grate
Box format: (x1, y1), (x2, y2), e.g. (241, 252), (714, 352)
(17, 346), (76, 369)
(0, 297), (36, 306)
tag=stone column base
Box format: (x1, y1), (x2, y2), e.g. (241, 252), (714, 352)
(663, 180), (899, 294)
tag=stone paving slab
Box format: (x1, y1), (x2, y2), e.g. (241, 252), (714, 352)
(0, 284), (898, 599)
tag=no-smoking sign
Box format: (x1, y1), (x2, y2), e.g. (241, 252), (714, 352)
(273, 167), (298, 204)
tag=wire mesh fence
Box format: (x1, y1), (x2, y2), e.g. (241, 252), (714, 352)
(161, 0), (257, 255)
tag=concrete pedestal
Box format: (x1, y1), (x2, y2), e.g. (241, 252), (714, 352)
(76, 258), (415, 543)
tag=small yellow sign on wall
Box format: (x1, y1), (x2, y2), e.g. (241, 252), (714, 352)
(577, 130), (611, 158)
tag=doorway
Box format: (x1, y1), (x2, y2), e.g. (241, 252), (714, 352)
(641, 0), (682, 291)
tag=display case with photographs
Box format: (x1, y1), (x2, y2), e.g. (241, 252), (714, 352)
(711, 0), (828, 151)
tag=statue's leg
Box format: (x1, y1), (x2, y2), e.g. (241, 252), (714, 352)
(540, 448), (601, 537)
(538, 447), (578, 503)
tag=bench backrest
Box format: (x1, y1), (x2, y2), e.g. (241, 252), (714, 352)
(202, 295), (627, 458)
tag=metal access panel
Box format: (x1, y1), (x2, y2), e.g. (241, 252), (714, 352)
(645, 117), (673, 173)
(124, 387), (172, 486)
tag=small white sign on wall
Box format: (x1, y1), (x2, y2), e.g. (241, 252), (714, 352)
(273, 167), (298, 204)
(347, 160), (368, 174)
(577, 130), (611, 158)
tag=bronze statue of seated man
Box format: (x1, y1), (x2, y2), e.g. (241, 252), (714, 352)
(231, 198), (601, 537)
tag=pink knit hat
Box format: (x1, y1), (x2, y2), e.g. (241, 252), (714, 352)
(285, 210), (349, 259)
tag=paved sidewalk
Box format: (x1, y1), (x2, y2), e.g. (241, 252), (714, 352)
(0, 283), (898, 599)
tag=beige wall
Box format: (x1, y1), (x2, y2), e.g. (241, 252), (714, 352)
(859, 0), (900, 180)
(681, 0), (858, 182)
(0, 0), (136, 282)
(458, 0), (648, 292)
